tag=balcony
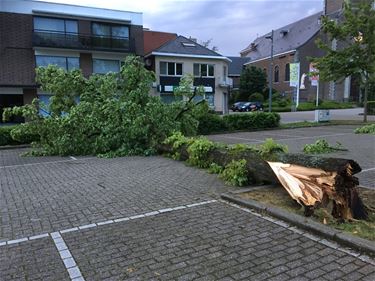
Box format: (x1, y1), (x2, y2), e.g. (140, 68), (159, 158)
(219, 77), (233, 88)
(32, 30), (134, 52)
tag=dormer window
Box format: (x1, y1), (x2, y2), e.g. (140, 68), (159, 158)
(280, 30), (289, 37)
(182, 42), (196, 47)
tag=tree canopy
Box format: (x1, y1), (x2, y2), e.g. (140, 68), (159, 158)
(239, 66), (267, 101)
(2, 56), (208, 156)
(311, 1), (375, 121)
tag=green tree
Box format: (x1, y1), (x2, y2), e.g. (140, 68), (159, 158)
(2, 56), (208, 156)
(311, 1), (375, 122)
(239, 66), (267, 101)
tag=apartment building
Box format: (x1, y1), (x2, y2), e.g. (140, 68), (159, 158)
(0, 0), (143, 122)
(144, 35), (232, 113)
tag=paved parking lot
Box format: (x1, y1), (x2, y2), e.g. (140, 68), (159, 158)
(0, 147), (374, 280)
(208, 125), (375, 189)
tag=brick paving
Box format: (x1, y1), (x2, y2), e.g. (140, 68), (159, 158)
(208, 125), (375, 189)
(0, 147), (374, 280)
(0, 156), (227, 241)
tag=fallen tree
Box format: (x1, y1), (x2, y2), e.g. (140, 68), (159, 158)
(158, 138), (368, 221)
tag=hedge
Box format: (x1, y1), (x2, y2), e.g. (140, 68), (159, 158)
(368, 101), (375, 115)
(197, 112), (280, 134)
(0, 125), (38, 146)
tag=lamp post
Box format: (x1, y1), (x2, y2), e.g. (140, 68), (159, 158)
(266, 30), (274, 112)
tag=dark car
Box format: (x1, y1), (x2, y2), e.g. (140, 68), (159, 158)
(239, 102), (263, 112)
(230, 101), (246, 112)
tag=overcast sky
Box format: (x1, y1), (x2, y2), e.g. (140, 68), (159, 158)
(37, 0), (324, 56)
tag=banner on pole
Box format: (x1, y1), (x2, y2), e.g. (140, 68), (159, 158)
(289, 63), (300, 87)
(309, 63), (319, 86)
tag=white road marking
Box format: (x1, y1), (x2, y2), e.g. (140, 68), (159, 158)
(51, 232), (85, 281)
(0, 199), (217, 247)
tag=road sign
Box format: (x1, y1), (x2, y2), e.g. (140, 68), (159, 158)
(309, 63), (319, 86)
(290, 63), (300, 87)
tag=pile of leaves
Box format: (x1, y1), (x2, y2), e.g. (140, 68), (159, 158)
(2, 56), (207, 156)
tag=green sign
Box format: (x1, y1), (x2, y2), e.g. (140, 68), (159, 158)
(289, 63), (300, 87)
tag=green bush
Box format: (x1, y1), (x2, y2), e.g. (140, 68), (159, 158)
(303, 139), (347, 154)
(248, 93), (264, 102)
(258, 138), (288, 158)
(208, 163), (223, 174)
(220, 159), (248, 186)
(187, 137), (216, 168)
(0, 125), (39, 146)
(354, 124), (375, 134)
(0, 126), (16, 146)
(223, 112), (280, 131)
(368, 101), (375, 115)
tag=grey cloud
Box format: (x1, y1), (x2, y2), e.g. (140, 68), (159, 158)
(143, 0), (322, 55)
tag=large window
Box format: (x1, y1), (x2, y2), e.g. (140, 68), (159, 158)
(34, 17), (78, 34)
(193, 64), (214, 77)
(35, 56), (79, 71)
(160, 62), (183, 76)
(285, 63), (290, 81)
(93, 59), (120, 74)
(92, 23), (129, 38)
(274, 65), (280, 83)
(92, 23), (129, 49)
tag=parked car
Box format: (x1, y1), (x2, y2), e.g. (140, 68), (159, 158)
(239, 102), (263, 112)
(230, 101), (246, 112)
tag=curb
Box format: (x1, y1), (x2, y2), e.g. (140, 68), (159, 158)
(0, 144), (31, 151)
(221, 193), (375, 257)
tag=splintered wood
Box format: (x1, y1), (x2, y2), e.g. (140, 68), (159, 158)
(267, 161), (368, 220)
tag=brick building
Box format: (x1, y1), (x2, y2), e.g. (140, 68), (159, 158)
(240, 0), (362, 103)
(0, 0), (143, 122)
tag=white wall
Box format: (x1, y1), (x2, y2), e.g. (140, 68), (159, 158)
(153, 55), (230, 113)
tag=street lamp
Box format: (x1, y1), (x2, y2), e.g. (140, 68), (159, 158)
(265, 30), (274, 112)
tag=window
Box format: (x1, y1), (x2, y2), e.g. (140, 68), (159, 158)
(274, 65), (279, 83)
(285, 63), (290, 81)
(93, 59), (120, 74)
(160, 62), (183, 76)
(35, 56), (79, 71)
(34, 17), (78, 34)
(92, 23), (129, 38)
(193, 64), (215, 77)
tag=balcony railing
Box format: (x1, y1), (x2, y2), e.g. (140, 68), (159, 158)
(32, 30), (134, 52)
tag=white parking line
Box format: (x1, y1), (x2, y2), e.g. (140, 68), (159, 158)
(0, 199), (217, 247)
(360, 167), (375, 173)
(51, 232), (85, 281)
(0, 156), (98, 169)
(276, 133), (352, 142)
(216, 133), (352, 144)
(218, 136), (264, 143)
(0, 159), (75, 169)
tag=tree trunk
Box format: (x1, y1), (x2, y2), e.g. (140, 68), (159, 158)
(157, 144), (368, 221)
(363, 79), (368, 123)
